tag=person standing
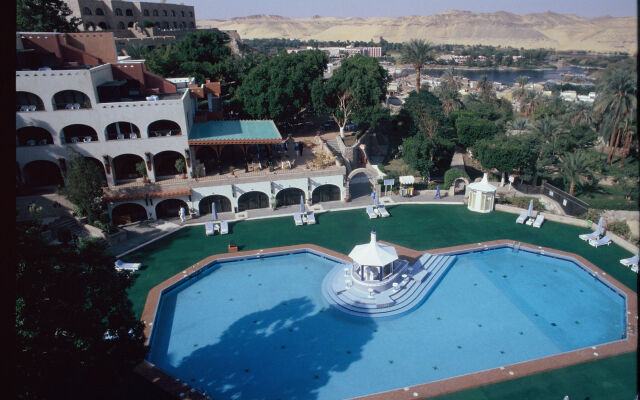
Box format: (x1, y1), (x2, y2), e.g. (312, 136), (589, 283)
(179, 207), (186, 222)
(435, 186), (441, 199)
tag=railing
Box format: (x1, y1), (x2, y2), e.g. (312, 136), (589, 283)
(149, 130), (181, 137)
(514, 181), (589, 216)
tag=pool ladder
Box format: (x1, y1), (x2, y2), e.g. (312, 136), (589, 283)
(513, 242), (521, 253)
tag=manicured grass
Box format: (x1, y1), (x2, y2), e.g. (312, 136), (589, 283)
(124, 204), (637, 399)
(427, 352), (637, 400)
(576, 184), (638, 211)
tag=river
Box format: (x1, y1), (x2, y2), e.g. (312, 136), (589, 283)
(422, 66), (593, 86)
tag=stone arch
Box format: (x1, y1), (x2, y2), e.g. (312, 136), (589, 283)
(112, 154), (145, 181)
(97, 22), (108, 30)
(61, 124), (98, 143)
(155, 198), (188, 219)
(16, 126), (53, 146)
(237, 191), (269, 212)
(153, 10), (159, 16)
(148, 119), (181, 137)
(84, 157), (107, 185)
(117, 21), (125, 30)
(453, 177), (469, 195)
(114, 8), (123, 16)
(95, 8), (104, 15)
(127, 21), (135, 28)
(23, 160), (63, 187)
(276, 187), (305, 207)
(198, 195), (232, 215)
(105, 121), (140, 140)
(347, 167), (377, 181)
(126, 9), (134, 16)
(171, 10), (176, 16)
(112, 203), (147, 225)
(162, 10), (168, 16)
(52, 90), (92, 110)
(82, 7), (92, 15)
(143, 9), (149, 16)
(347, 170), (375, 200)
(153, 151), (185, 177)
(86, 22), (96, 31)
(312, 184), (341, 203)
(16, 91), (44, 111)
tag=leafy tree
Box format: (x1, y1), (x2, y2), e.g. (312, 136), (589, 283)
(17, 0), (80, 33)
(555, 123), (597, 153)
(527, 114), (568, 157)
(435, 68), (463, 115)
(237, 50), (328, 123)
(60, 150), (106, 224)
(16, 222), (146, 399)
(402, 90), (450, 137)
(455, 113), (498, 148)
(400, 39), (435, 93)
(312, 55), (389, 137)
(558, 151), (590, 195)
(473, 136), (537, 180)
(508, 117), (529, 131)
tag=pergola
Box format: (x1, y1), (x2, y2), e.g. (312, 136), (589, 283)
(348, 229), (399, 282)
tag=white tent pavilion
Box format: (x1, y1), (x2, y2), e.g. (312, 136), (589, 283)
(467, 173), (497, 213)
(348, 229), (399, 281)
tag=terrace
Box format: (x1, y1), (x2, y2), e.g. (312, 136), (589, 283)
(121, 204), (637, 400)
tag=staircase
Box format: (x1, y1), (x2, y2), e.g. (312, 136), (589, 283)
(325, 138), (351, 171)
(47, 216), (90, 241)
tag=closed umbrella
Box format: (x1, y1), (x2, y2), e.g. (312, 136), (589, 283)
(300, 195), (305, 214)
(211, 201), (218, 221)
(374, 190), (379, 207)
(527, 199), (533, 218)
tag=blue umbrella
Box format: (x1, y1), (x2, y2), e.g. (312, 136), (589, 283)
(527, 199), (533, 218)
(300, 195), (305, 214)
(211, 201), (218, 221)
(374, 190), (379, 207)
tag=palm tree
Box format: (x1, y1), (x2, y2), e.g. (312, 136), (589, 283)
(566, 101), (595, 127)
(593, 67), (637, 164)
(437, 86), (463, 115)
(514, 75), (529, 100)
(401, 39), (435, 93)
(559, 151), (588, 195)
(507, 117), (529, 132)
(478, 75), (495, 103)
(527, 114), (566, 156)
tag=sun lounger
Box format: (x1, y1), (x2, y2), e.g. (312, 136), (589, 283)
(114, 259), (141, 272)
(579, 217), (603, 241)
(515, 211), (528, 224)
(620, 254), (639, 268)
(366, 206), (378, 219)
(219, 221), (229, 234)
(589, 235), (611, 248)
(293, 213), (304, 226)
(532, 214), (545, 228)
(378, 205), (390, 218)
(306, 211), (316, 224)
(631, 265), (639, 273)
(205, 221), (215, 236)
(525, 212), (537, 225)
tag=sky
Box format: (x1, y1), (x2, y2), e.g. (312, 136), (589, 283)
(167, 0), (637, 19)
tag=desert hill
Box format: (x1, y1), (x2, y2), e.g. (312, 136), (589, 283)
(199, 10), (637, 54)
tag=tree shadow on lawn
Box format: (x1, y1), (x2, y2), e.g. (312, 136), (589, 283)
(157, 297), (376, 400)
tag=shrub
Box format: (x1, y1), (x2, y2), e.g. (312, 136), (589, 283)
(497, 196), (545, 211)
(443, 168), (469, 189)
(579, 208), (603, 222)
(143, 20), (154, 28)
(608, 221), (631, 239)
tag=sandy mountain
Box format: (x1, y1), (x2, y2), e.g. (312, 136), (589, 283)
(200, 11), (637, 54)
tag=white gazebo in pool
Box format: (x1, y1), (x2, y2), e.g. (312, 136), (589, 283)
(467, 173), (497, 213)
(349, 228), (399, 281)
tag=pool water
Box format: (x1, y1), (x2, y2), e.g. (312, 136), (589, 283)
(148, 249), (626, 400)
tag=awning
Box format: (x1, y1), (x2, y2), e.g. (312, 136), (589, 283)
(399, 175), (415, 185)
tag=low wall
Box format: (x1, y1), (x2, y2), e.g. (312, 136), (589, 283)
(495, 204), (639, 254)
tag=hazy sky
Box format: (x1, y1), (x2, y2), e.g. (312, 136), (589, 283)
(168, 0), (637, 19)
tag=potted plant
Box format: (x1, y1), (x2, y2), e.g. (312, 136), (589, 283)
(229, 165), (235, 175)
(193, 165), (203, 180)
(136, 162), (149, 183)
(175, 158), (186, 178)
(268, 161), (274, 172)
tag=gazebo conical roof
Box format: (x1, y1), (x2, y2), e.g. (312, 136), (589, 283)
(348, 229), (398, 267)
(468, 173), (497, 193)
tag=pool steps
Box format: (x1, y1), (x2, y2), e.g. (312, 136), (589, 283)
(322, 253), (456, 318)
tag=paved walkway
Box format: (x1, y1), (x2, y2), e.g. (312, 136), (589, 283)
(110, 190), (465, 257)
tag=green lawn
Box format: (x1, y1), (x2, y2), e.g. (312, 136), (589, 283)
(124, 204), (637, 399)
(576, 183), (639, 211)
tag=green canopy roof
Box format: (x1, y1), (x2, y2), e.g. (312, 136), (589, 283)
(188, 120), (283, 145)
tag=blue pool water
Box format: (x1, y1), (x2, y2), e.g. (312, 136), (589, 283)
(148, 248), (626, 400)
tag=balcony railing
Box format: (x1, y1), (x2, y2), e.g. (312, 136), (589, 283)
(149, 129), (181, 137)
(54, 103), (91, 110)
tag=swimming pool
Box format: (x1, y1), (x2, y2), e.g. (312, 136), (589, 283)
(146, 247), (627, 400)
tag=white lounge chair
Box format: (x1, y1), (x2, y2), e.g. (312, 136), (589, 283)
(631, 265), (639, 273)
(589, 235), (612, 248)
(293, 213), (304, 226)
(532, 214), (545, 228)
(526, 212), (537, 225)
(620, 254), (639, 268)
(205, 221), (215, 236)
(579, 217), (604, 241)
(306, 211), (316, 224)
(378, 205), (390, 218)
(114, 259), (141, 271)
(515, 210), (528, 224)
(366, 206), (378, 219)
(219, 221), (229, 234)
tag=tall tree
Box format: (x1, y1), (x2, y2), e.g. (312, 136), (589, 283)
(312, 55), (389, 137)
(594, 66), (637, 164)
(400, 39), (434, 93)
(527, 114), (567, 157)
(17, 0), (80, 32)
(514, 75), (529, 101)
(473, 135), (537, 181)
(237, 50), (328, 123)
(60, 150), (106, 224)
(558, 151), (589, 195)
(16, 223), (145, 399)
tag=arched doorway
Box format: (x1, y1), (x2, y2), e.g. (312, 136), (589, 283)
(237, 191), (269, 212)
(198, 195), (232, 215)
(195, 146), (217, 175)
(454, 178), (469, 195)
(148, 119), (182, 137)
(112, 154), (145, 181)
(155, 198), (188, 219)
(85, 157), (107, 185)
(23, 160), (63, 187)
(62, 124), (98, 143)
(112, 203), (147, 225)
(16, 127), (53, 146)
(105, 121), (140, 140)
(276, 188), (305, 207)
(153, 151), (185, 178)
(348, 171), (374, 200)
(52, 90), (92, 110)
(16, 91), (44, 111)
(312, 184), (341, 203)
